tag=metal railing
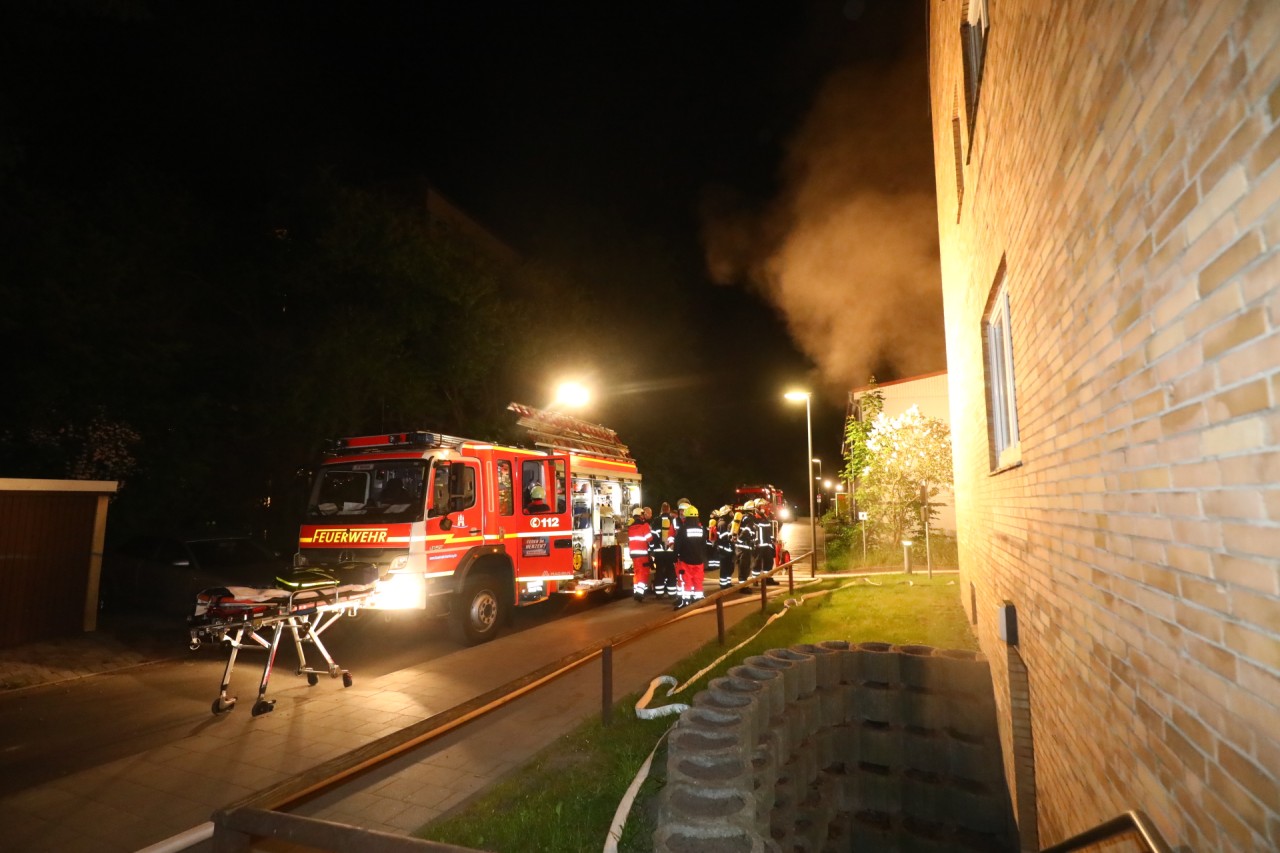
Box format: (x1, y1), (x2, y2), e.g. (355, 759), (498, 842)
(1040, 810), (1173, 853)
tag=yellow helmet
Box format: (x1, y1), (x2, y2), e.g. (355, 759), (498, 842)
(719, 504), (733, 516)
(681, 503), (699, 518)
(529, 485), (545, 500)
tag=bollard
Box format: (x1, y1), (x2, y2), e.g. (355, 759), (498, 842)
(716, 597), (725, 646)
(902, 540), (913, 574)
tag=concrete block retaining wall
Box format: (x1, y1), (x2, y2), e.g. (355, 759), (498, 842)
(654, 641), (1019, 852)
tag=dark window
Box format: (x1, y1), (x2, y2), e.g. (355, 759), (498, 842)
(951, 112), (965, 219)
(497, 460), (514, 516)
(961, 0), (990, 147)
(983, 260), (1020, 471)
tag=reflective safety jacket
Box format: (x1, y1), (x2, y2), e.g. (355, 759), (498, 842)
(628, 520), (656, 556)
(673, 517), (707, 565)
(756, 516), (775, 550)
(662, 512), (680, 549)
(736, 512), (758, 551)
(712, 516), (736, 557)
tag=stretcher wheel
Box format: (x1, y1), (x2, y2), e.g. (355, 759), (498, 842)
(251, 699), (276, 717)
(342, 672), (353, 688)
(307, 673), (319, 686)
(212, 696), (237, 715)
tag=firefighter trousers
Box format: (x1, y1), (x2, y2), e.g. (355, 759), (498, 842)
(737, 548), (757, 582)
(630, 554), (653, 592)
(676, 559), (705, 598)
(654, 552), (677, 595)
(717, 549), (735, 587)
(756, 547), (775, 579)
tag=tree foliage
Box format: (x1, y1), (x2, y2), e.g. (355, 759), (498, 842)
(849, 403), (952, 548)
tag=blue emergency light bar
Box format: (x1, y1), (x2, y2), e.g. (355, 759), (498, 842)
(324, 431), (468, 454)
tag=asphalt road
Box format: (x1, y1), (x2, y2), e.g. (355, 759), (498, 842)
(0, 593), (599, 798)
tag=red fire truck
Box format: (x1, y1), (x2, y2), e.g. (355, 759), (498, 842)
(735, 484), (787, 519)
(734, 483), (792, 565)
(294, 403), (642, 644)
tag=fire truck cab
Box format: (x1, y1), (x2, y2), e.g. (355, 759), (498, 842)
(295, 404), (642, 644)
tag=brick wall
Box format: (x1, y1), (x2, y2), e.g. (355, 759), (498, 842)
(927, 1), (1280, 849)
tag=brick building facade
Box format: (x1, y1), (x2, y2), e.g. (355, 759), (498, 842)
(927, 1), (1279, 849)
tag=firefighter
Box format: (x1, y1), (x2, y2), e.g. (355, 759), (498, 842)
(672, 503), (707, 610)
(735, 499), (760, 592)
(652, 501), (678, 598)
(714, 504), (737, 590)
(705, 506), (722, 589)
(628, 506), (657, 601)
(756, 499), (780, 585)
(525, 484), (551, 513)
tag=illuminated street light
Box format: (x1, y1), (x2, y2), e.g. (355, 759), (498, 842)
(553, 381), (590, 409)
(784, 390), (818, 577)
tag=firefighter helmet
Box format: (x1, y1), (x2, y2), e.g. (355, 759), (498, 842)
(719, 504), (733, 516)
(631, 506), (645, 519)
(681, 503), (699, 518)
(529, 485), (546, 500)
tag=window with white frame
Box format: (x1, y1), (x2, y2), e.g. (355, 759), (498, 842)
(984, 268), (1020, 470)
(961, 0), (990, 145)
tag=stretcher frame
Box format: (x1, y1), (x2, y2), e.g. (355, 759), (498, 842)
(188, 582), (374, 717)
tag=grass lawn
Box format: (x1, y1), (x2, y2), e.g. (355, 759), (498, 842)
(415, 574), (977, 852)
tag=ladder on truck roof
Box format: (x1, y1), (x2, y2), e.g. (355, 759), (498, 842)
(507, 401), (632, 462)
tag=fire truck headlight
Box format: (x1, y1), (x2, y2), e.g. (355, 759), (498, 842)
(374, 572), (426, 610)
(390, 554), (410, 571)
(777, 506), (791, 521)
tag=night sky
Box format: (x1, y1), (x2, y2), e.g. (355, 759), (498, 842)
(3, 1), (942, 520)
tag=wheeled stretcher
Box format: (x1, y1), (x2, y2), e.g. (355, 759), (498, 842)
(188, 570), (377, 717)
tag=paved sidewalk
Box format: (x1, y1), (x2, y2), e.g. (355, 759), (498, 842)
(0, 616), (179, 692)
(1, 590), (770, 852)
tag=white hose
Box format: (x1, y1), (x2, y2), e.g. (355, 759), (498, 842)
(607, 595), (804, 850)
(602, 725), (673, 853)
(135, 821), (214, 853)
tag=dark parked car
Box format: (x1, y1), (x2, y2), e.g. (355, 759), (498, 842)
(101, 534), (289, 618)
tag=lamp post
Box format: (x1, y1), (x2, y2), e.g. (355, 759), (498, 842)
(785, 390), (818, 576)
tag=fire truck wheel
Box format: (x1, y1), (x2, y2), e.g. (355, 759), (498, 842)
(451, 573), (506, 645)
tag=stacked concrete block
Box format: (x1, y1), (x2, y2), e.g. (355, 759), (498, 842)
(655, 642), (1019, 853)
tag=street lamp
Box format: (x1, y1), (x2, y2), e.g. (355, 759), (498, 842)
(784, 390), (818, 576)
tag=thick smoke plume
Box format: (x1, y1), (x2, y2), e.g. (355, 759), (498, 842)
(702, 36), (945, 393)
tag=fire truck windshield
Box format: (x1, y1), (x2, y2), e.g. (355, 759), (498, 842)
(306, 459), (427, 523)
